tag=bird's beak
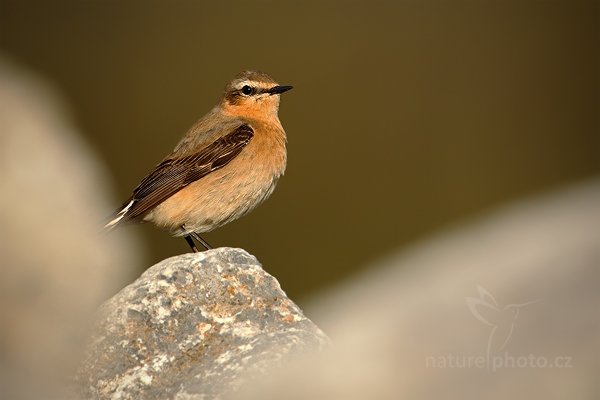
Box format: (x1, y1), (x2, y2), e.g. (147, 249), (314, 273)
(267, 85), (293, 95)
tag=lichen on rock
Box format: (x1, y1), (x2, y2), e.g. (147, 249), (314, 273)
(76, 248), (328, 400)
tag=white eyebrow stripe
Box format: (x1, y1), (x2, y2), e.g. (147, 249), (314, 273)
(235, 80), (274, 91)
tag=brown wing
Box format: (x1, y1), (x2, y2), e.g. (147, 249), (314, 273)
(107, 124), (253, 227)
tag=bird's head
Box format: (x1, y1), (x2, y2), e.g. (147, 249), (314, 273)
(220, 70), (292, 120)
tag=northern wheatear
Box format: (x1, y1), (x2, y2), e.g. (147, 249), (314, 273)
(105, 71), (292, 252)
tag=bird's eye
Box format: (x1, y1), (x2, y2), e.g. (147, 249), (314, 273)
(241, 85), (254, 96)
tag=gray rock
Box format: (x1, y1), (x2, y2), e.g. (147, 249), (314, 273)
(0, 55), (143, 400)
(230, 180), (600, 400)
(76, 248), (328, 400)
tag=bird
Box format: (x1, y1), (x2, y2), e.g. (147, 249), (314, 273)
(105, 70), (292, 252)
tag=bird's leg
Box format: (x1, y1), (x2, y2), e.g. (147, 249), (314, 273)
(181, 225), (212, 251)
(184, 235), (199, 253)
(191, 232), (212, 250)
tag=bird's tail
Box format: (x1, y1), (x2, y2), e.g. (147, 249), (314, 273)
(104, 199), (135, 231)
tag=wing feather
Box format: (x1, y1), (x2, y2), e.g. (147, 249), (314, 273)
(105, 124), (253, 228)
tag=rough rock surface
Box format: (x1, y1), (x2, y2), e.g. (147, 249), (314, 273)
(76, 248), (328, 400)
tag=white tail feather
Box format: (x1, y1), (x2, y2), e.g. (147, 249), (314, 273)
(104, 199), (135, 230)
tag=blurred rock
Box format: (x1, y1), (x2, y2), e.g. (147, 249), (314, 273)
(0, 55), (143, 400)
(76, 248), (328, 400)
(233, 180), (600, 400)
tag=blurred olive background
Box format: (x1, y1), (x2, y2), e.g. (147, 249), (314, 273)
(1, 0), (597, 300)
